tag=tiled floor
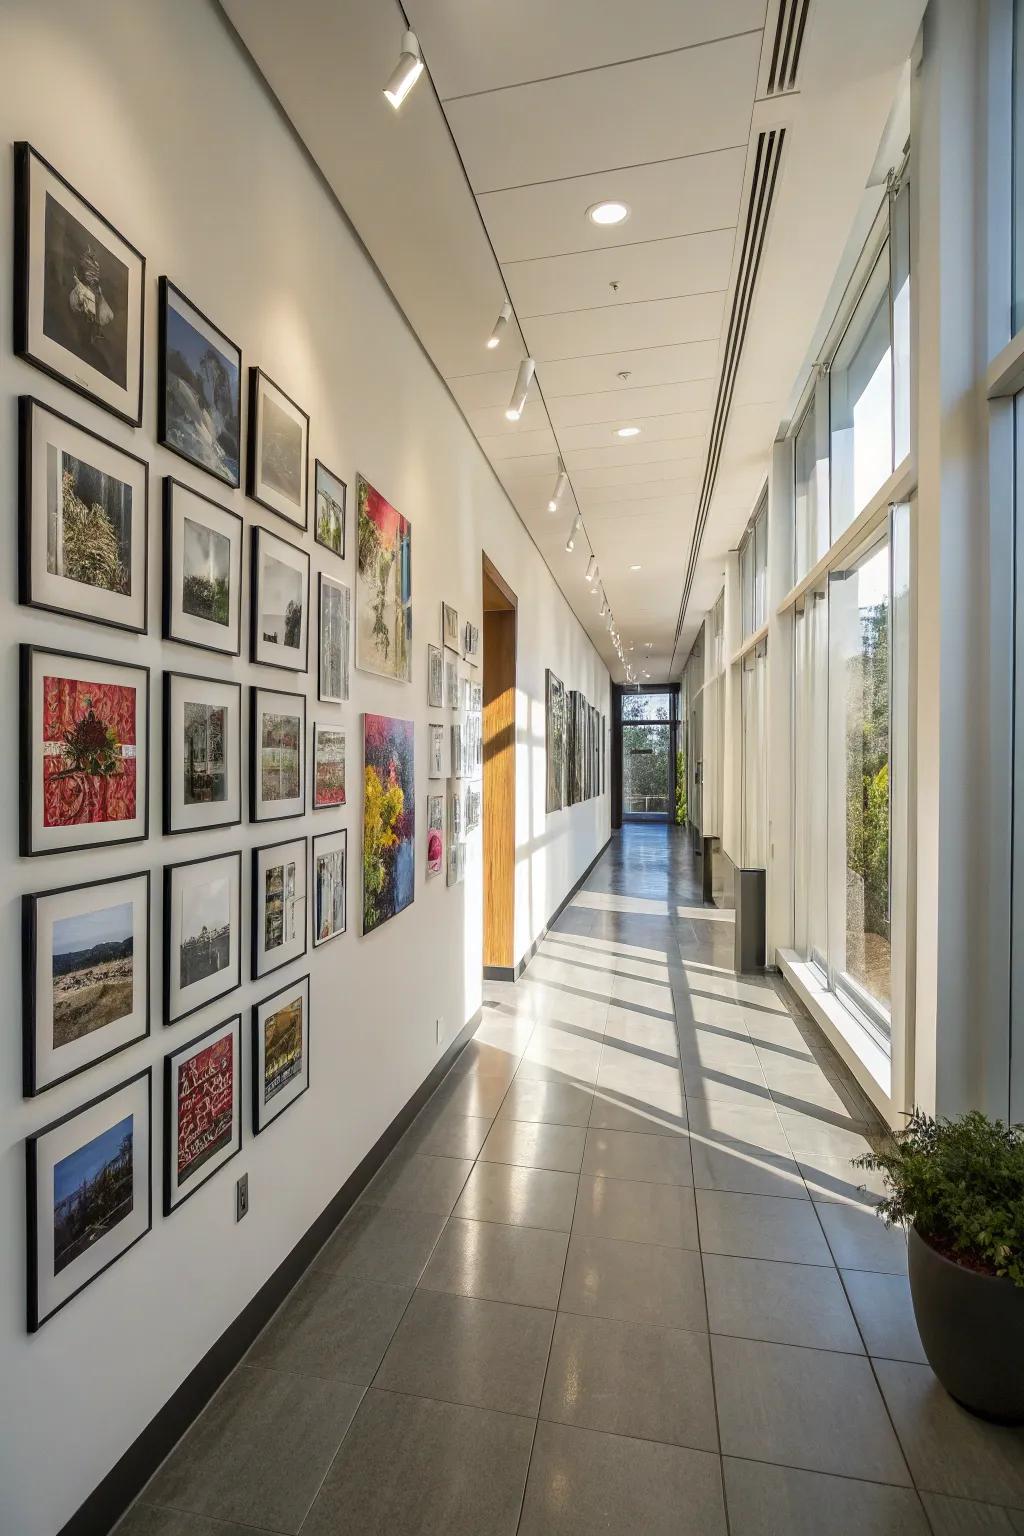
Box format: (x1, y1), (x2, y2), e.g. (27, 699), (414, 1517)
(120, 825), (1024, 1535)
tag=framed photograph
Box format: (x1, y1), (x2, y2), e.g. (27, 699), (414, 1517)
(470, 682), (483, 712)
(163, 671), (241, 835)
(20, 645), (149, 857)
(27, 1068), (151, 1332)
(158, 278), (241, 488)
(164, 850), (241, 1026)
(164, 1013), (241, 1215)
(163, 478), (242, 656)
(251, 686), (306, 822)
(448, 784), (462, 843)
(451, 722), (464, 780)
(312, 828), (347, 946)
(312, 722), (346, 809)
(318, 571), (351, 703)
(428, 722), (446, 780)
(442, 602), (460, 653)
(426, 794), (444, 878)
(427, 644), (444, 709)
(19, 396), (148, 634)
(23, 871), (149, 1097)
(14, 143), (145, 426)
(252, 974), (310, 1134)
(247, 367), (308, 528)
(545, 670), (566, 813)
(363, 714), (415, 934)
(463, 620), (480, 665)
(447, 840), (466, 887)
(251, 525), (309, 673)
(355, 475), (411, 682)
(314, 461), (346, 559)
(468, 712), (482, 775)
(252, 836), (307, 979)
(459, 675), (471, 713)
(445, 657), (458, 711)
(466, 785), (481, 831)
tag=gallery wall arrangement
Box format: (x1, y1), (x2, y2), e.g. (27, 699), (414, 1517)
(544, 667), (607, 816)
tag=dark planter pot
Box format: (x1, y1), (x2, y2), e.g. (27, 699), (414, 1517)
(908, 1224), (1024, 1422)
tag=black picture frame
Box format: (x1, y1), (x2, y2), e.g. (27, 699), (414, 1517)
(312, 827), (348, 947)
(163, 849), (243, 1027)
(313, 459), (346, 560)
(251, 974), (311, 1135)
(162, 476), (244, 657)
(318, 570), (351, 703)
(20, 643), (151, 857)
(19, 395), (149, 635)
(249, 685), (307, 823)
(14, 142), (145, 428)
(162, 670), (242, 835)
(312, 721), (347, 811)
(251, 835), (308, 980)
(246, 367), (309, 530)
(163, 1013), (242, 1216)
(22, 869), (151, 1097)
(26, 1067), (152, 1332)
(250, 524), (311, 674)
(157, 277), (242, 489)
(442, 601), (460, 653)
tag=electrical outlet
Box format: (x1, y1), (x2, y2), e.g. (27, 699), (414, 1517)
(435, 1016), (444, 1044)
(236, 1173), (249, 1222)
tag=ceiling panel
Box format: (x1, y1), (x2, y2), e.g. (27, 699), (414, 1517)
(522, 292), (725, 364)
(583, 492), (699, 522)
(547, 379), (716, 428)
(563, 438), (705, 472)
(479, 427), (559, 460)
(463, 400), (551, 436)
(580, 478), (701, 508)
(446, 366), (538, 412)
(574, 458), (704, 490)
(538, 341), (718, 400)
(504, 229), (738, 317)
(555, 409), (713, 450)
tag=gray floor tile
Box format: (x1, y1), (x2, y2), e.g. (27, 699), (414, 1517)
(696, 1189), (834, 1265)
(362, 1152), (472, 1216)
(815, 1199), (908, 1273)
(453, 1161), (579, 1231)
(560, 1233), (707, 1331)
(519, 1421), (726, 1536)
(760, 1058), (863, 1116)
(433, 1071), (512, 1118)
(497, 1077), (594, 1126)
(300, 1389), (533, 1536)
(683, 1065), (774, 1110)
(588, 1086), (688, 1137)
(375, 1289), (554, 1416)
(722, 1459), (929, 1535)
(314, 1204), (446, 1286)
(777, 1108), (875, 1159)
(480, 1118), (587, 1172)
(404, 1109), (492, 1160)
(921, 1493), (1024, 1533)
(798, 1153), (887, 1206)
(145, 1366), (362, 1533)
(541, 1311), (718, 1451)
(874, 1359), (1024, 1505)
(582, 1127), (693, 1186)
(247, 1270), (411, 1384)
(572, 1174), (699, 1249)
(420, 1216), (568, 1308)
(842, 1269), (927, 1362)
(448, 1039), (520, 1078)
(114, 1510), (257, 1536)
(688, 1102), (808, 1199)
(712, 1335), (911, 1485)
(704, 1253), (863, 1352)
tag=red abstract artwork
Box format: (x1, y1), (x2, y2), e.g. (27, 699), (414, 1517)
(42, 675), (137, 828)
(177, 1034), (234, 1183)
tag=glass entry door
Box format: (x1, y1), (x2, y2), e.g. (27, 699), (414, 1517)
(622, 691), (675, 820)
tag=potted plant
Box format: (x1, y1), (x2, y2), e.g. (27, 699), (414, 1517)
(856, 1109), (1024, 1422)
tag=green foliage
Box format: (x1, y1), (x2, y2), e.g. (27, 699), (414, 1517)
(60, 469), (128, 595)
(675, 749), (687, 825)
(846, 600), (890, 940)
(855, 1109), (1024, 1286)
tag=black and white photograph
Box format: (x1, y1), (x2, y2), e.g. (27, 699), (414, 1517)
(252, 974), (310, 1135)
(23, 870), (150, 1097)
(158, 279), (241, 487)
(252, 836), (308, 979)
(27, 1068), (151, 1332)
(250, 686), (307, 822)
(442, 601), (460, 653)
(163, 672), (241, 835)
(314, 460), (346, 559)
(164, 851), (241, 1026)
(247, 368), (309, 528)
(428, 722), (446, 779)
(463, 620), (480, 665)
(318, 572), (351, 703)
(313, 829), (347, 947)
(466, 785), (481, 831)
(251, 525), (309, 672)
(14, 143), (145, 426)
(163, 478), (242, 656)
(164, 1013), (241, 1216)
(19, 396), (148, 634)
(450, 721), (464, 780)
(445, 656), (458, 711)
(427, 643), (444, 708)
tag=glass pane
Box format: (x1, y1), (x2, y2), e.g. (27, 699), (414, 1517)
(1014, 0), (1024, 332)
(891, 179), (911, 464)
(806, 592), (829, 971)
(623, 722), (671, 816)
(753, 509), (768, 629)
(621, 690), (673, 723)
(830, 250), (893, 539)
(741, 651), (768, 867)
(793, 398), (827, 581)
(740, 538), (754, 637)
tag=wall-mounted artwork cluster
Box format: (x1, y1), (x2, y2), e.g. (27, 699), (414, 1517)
(545, 668), (605, 814)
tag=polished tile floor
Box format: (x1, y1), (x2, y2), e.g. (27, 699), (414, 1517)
(120, 826), (1024, 1535)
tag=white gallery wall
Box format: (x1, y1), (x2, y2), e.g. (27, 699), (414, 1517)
(0, 3), (611, 1532)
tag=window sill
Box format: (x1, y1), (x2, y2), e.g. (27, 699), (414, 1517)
(776, 949), (895, 1124)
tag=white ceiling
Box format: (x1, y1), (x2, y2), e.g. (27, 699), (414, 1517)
(220, 0), (924, 682)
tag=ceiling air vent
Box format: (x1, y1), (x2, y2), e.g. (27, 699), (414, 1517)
(766, 0), (810, 95)
(671, 128), (786, 670)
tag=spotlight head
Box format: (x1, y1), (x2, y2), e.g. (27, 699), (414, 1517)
(585, 555), (597, 583)
(487, 300), (512, 350)
(384, 31), (424, 109)
(505, 357), (535, 421)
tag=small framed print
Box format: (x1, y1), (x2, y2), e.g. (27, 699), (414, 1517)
(251, 525), (310, 673)
(471, 682), (483, 711)
(163, 671), (241, 835)
(252, 974), (310, 1134)
(459, 675), (471, 713)
(448, 784), (463, 843)
(426, 794), (444, 877)
(427, 643), (444, 709)
(463, 620), (480, 665)
(247, 367), (308, 528)
(164, 850), (241, 1026)
(314, 460), (346, 559)
(451, 722), (464, 780)
(442, 602), (460, 653)
(14, 143), (145, 427)
(318, 571), (351, 703)
(428, 722), (446, 779)
(163, 478), (243, 656)
(445, 657), (458, 710)
(253, 836), (308, 979)
(19, 396), (148, 634)
(27, 1068), (151, 1332)
(164, 1013), (241, 1215)
(20, 645), (149, 857)
(23, 870), (150, 1097)
(158, 278), (241, 488)
(466, 785), (481, 831)
(251, 686), (306, 822)
(447, 840), (466, 887)
(313, 722), (346, 809)
(312, 828), (347, 946)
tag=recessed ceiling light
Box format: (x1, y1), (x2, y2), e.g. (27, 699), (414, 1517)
(630, 564), (641, 571)
(645, 642), (653, 649)
(587, 200), (630, 227)
(614, 425), (641, 438)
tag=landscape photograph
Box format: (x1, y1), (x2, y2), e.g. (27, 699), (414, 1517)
(356, 476), (411, 682)
(314, 838), (346, 944)
(182, 516), (230, 626)
(261, 552), (303, 651)
(162, 286), (240, 484)
(183, 701), (227, 806)
(261, 393), (303, 507)
(315, 462), (345, 556)
(48, 447), (132, 598)
(179, 874), (230, 990)
(261, 711), (301, 803)
(263, 997), (303, 1101)
(264, 858), (298, 952)
(314, 726), (346, 807)
(51, 899), (133, 1049)
(319, 575), (350, 701)
(52, 1112), (134, 1276)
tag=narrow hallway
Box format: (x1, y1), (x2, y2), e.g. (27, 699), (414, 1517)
(123, 826), (1024, 1535)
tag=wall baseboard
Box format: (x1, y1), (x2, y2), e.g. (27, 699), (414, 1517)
(483, 835), (611, 983)
(59, 1009), (481, 1536)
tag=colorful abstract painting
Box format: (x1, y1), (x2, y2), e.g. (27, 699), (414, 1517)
(362, 713), (415, 933)
(42, 674), (137, 828)
(177, 1033), (234, 1186)
(356, 476), (411, 682)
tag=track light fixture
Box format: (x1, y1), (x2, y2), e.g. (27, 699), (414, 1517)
(487, 301), (512, 350)
(599, 592), (607, 617)
(585, 554), (597, 583)
(547, 462), (568, 512)
(384, 30), (424, 109)
(505, 358), (535, 421)
(565, 513), (581, 553)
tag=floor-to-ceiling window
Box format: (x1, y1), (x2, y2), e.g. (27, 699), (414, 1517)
(621, 689), (676, 820)
(738, 495), (769, 868)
